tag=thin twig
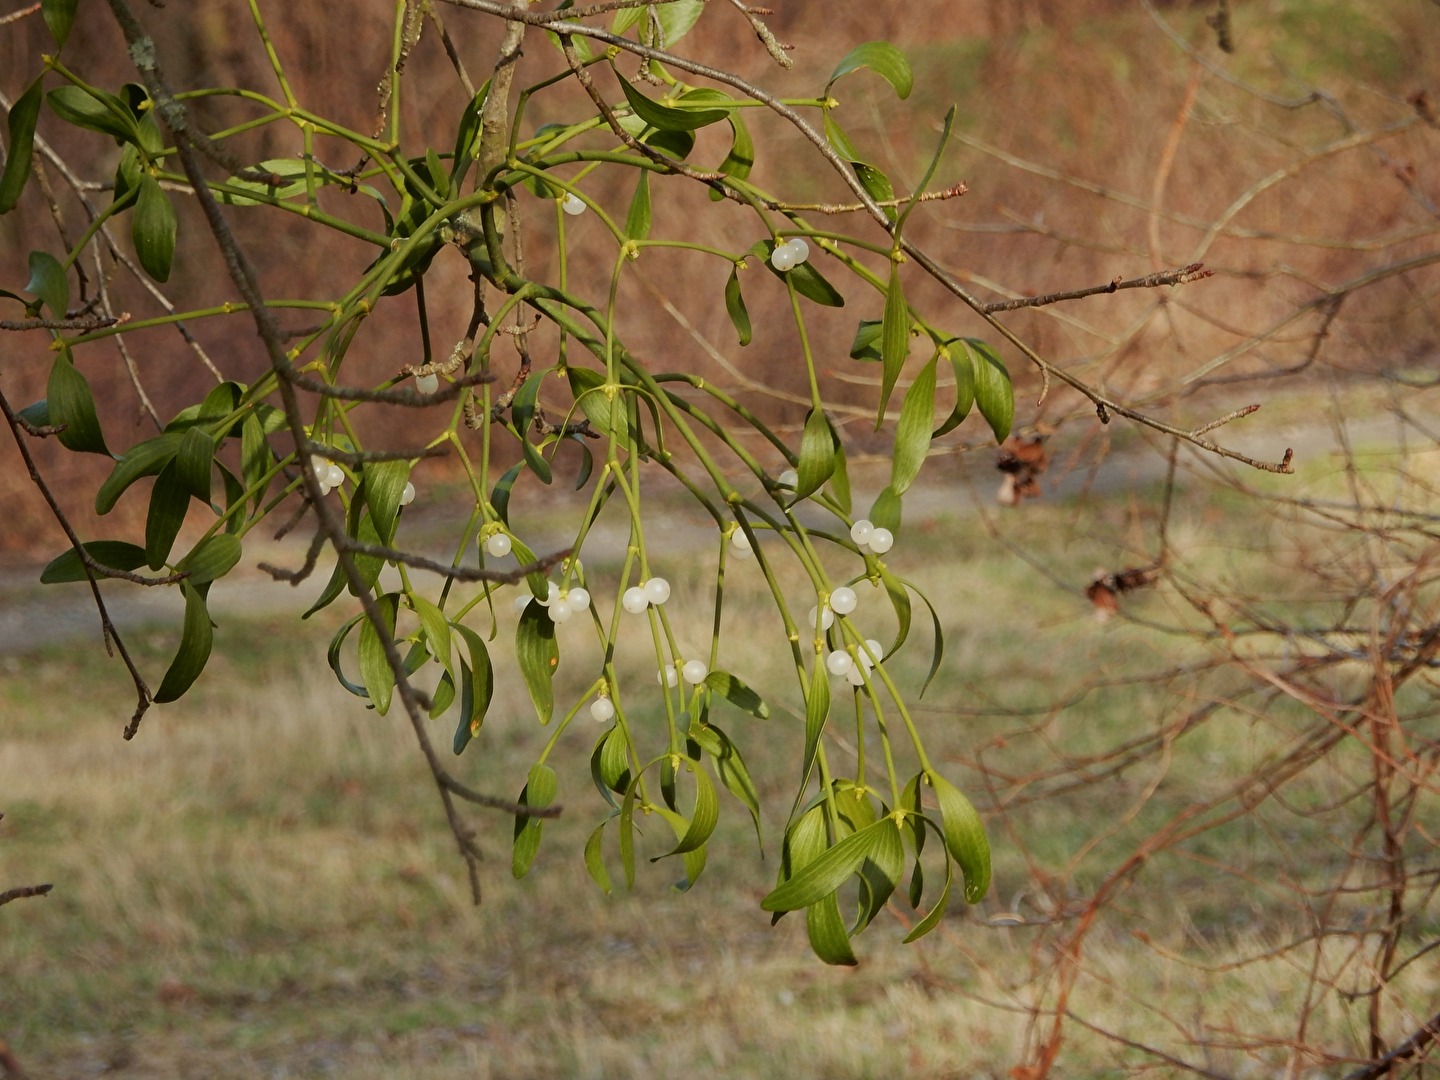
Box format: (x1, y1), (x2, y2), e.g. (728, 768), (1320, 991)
(0, 389), (156, 737)
(0, 883), (53, 907)
(980, 263), (1213, 314)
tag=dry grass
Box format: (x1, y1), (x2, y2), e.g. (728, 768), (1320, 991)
(4, 412), (1437, 1077)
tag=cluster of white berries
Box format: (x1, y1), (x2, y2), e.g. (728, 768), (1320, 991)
(807, 585), (858, 633)
(622, 576), (671, 614)
(658, 658), (709, 688)
(309, 455), (417, 505)
(513, 579), (592, 624)
(849, 518), (894, 555)
(561, 192), (586, 216)
(805, 586), (885, 684)
(310, 455), (346, 497)
(769, 236), (811, 272)
(827, 638), (886, 686)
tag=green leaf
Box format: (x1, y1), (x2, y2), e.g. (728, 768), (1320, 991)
(0, 77), (44, 215)
(624, 170), (651, 241)
(240, 413), (273, 511)
(362, 459), (410, 546)
(16, 400), (49, 428)
(788, 259), (845, 308)
(852, 814), (906, 934)
(47, 85), (138, 143)
(357, 592), (400, 716)
(411, 594), (452, 677)
(794, 409), (836, 502)
(723, 267), (751, 347)
(451, 624), (493, 753)
(822, 111), (861, 162)
(869, 484), (902, 534)
(933, 340), (976, 437)
(903, 821), (953, 943)
(877, 264), (910, 423)
(703, 670), (769, 719)
(762, 818), (901, 912)
(345, 509), (388, 598)
(133, 110), (163, 156)
(490, 460), (525, 525)
(47, 350), (109, 456)
(904, 577), (946, 699)
(154, 581), (214, 703)
(175, 426), (214, 502)
(828, 434), (852, 516)
(217, 463), (245, 535)
(449, 82), (489, 189)
(618, 78), (729, 132)
(424, 147), (449, 201)
(516, 599), (559, 723)
(25, 251), (68, 317)
(878, 564), (913, 658)
(853, 161), (896, 219)
(326, 615), (368, 699)
(692, 722), (761, 843)
(591, 723), (632, 804)
(654, 762), (717, 858)
(196, 381), (243, 431)
(176, 534), (241, 585)
(214, 158), (320, 207)
(584, 821), (613, 894)
(112, 143), (142, 206)
(610, 4), (644, 34)
(890, 355), (937, 496)
(644, 127), (695, 160)
(799, 657), (831, 800)
(711, 111), (754, 197)
(511, 371), (553, 485)
(96, 432), (182, 514)
(827, 41), (913, 99)
(849, 319), (883, 362)
(896, 104), (956, 236)
(39, 541), (147, 584)
(507, 536), (551, 604)
(927, 771), (991, 903)
(619, 772), (640, 888)
(512, 763), (558, 878)
(430, 671), (456, 720)
(133, 174), (177, 283)
(653, 0), (705, 46)
(807, 893), (857, 966)
(304, 560), (347, 621)
(48, 0), (94, 64)
(570, 434), (594, 491)
(967, 339), (1013, 443)
(144, 460), (189, 570)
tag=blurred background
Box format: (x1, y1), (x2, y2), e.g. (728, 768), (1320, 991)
(2, 1), (1438, 1076)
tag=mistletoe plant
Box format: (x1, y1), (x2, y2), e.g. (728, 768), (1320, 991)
(1, 0), (1253, 964)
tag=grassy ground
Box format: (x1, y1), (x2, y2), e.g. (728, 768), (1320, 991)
(4, 428), (1435, 1079)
